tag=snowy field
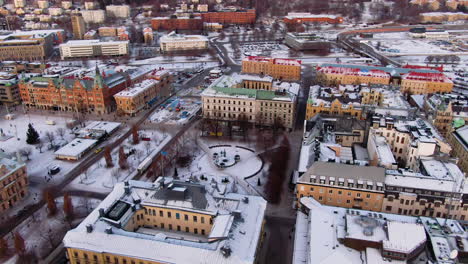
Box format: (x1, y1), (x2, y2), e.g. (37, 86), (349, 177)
(69, 129), (172, 193)
(0, 112), (79, 186)
(369, 39), (467, 55)
(3, 196), (101, 261)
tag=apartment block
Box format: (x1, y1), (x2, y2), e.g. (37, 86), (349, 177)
(370, 116), (451, 170)
(0, 30), (57, 60)
(448, 125), (468, 174)
(71, 13), (86, 40)
(296, 162), (386, 211)
(151, 17), (203, 31)
(294, 197), (468, 264)
(382, 159), (468, 220)
(106, 5), (130, 18)
(401, 72), (453, 95)
(200, 8), (256, 24)
(0, 152), (28, 213)
(114, 70), (172, 116)
(0, 72), (20, 105)
(241, 56), (301, 81)
(63, 179), (266, 264)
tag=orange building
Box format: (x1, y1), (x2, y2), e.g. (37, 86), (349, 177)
(241, 56), (302, 81)
(19, 67), (132, 114)
(201, 9), (256, 24)
(151, 17), (203, 30)
(400, 72), (453, 95)
(0, 152), (28, 213)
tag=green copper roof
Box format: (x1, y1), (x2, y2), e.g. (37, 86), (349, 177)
(453, 118), (465, 129)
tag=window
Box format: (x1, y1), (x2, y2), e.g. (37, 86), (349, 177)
(202, 229), (206, 235)
(328, 190), (333, 194)
(366, 194), (371, 199)
(186, 227), (190, 232)
(385, 206), (392, 211)
(185, 214), (189, 221)
(176, 213), (180, 219)
(201, 217), (205, 224)
(193, 216), (198, 222)
(159, 211), (163, 217)
(167, 212), (172, 218)
(161, 223), (165, 228)
(194, 228), (198, 234)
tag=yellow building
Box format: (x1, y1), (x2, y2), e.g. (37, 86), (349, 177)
(316, 66), (391, 86)
(241, 56), (302, 81)
(448, 125), (468, 174)
(296, 162), (386, 211)
(420, 12), (468, 23)
(201, 74), (298, 129)
(71, 13), (86, 40)
(114, 70), (172, 116)
(400, 72), (453, 95)
(64, 179), (267, 264)
(0, 152), (28, 213)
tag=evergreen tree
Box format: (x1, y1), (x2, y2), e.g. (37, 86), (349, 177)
(26, 123), (40, 144)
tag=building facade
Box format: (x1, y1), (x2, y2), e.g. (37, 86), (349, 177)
(151, 17), (203, 31)
(71, 13), (86, 40)
(19, 67), (132, 114)
(0, 31), (55, 60)
(0, 152), (28, 213)
(400, 72), (453, 95)
(201, 74), (298, 129)
(106, 5), (130, 18)
(63, 179), (266, 264)
(283, 12), (344, 24)
(114, 70), (172, 116)
(159, 32), (208, 52)
(59, 40), (129, 59)
(200, 9), (256, 24)
(448, 125), (468, 174)
(0, 73), (20, 105)
(296, 162), (386, 211)
(241, 56), (301, 81)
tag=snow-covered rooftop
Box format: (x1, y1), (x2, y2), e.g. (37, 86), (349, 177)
(54, 138), (98, 158)
(114, 79), (160, 98)
(63, 179), (267, 264)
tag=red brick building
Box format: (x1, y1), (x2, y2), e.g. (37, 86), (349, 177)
(201, 9), (256, 24)
(19, 67), (132, 114)
(151, 17), (203, 31)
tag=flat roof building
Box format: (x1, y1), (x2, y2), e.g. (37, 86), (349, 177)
(59, 40), (129, 59)
(54, 138), (98, 160)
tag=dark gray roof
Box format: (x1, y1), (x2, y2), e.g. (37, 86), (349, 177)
(152, 181), (208, 209)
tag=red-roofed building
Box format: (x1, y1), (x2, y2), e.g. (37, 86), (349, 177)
(403, 64), (443, 72)
(401, 72), (453, 94)
(316, 66), (391, 85)
(241, 56), (302, 81)
(283, 12), (343, 24)
(201, 9), (256, 24)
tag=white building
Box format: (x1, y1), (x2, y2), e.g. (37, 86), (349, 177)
(294, 197), (468, 264)
(160, 31), (208, 52)
(61, 1), (72, 9)
(84, 1), (98, 10)
(80, 9), (106, 23)
(14, 0), (25, 8)
(37, 0), (49, 9)
(59, 40), (129, 59)
(54, 138), (98, 160)
(106, 5), (130, 18)
(48, 7), (63, 16)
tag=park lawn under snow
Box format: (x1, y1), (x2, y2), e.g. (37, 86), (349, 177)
(0, 112), (79, 185)
(69, 129), (172, 194)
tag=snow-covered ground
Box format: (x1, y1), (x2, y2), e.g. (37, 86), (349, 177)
(149, 97), (201, 125)
(0, 112), (78, 186)
(368, 38), (468, 55)
(3, 196), (102, 261)
(69, 129), (172, 193)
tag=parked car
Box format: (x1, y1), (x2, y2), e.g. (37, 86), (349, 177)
(48, 165), (60, 175)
